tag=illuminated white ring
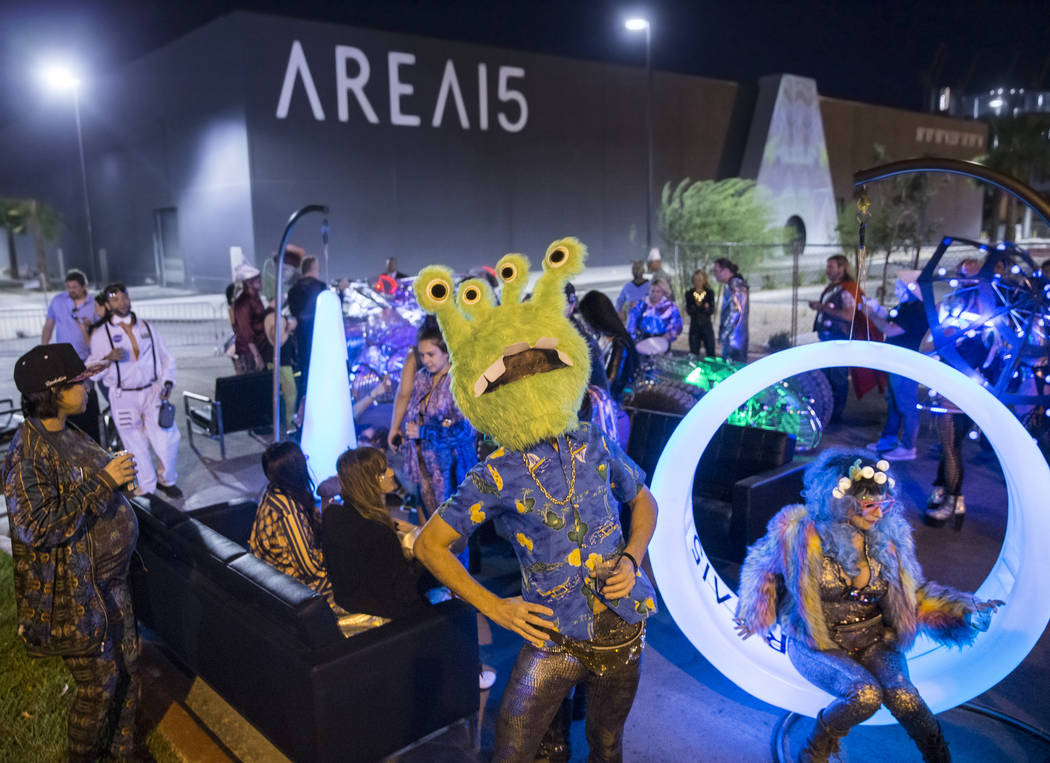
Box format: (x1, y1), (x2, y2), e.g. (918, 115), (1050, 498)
(649, 341), (1050, 723)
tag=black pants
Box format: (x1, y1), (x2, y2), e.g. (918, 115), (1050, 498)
(823, 366), (849, 423)
(934, 413), (970, 495)
(689, 317), (715, 357)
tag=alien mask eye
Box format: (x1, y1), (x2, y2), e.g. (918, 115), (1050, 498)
(426, 278), (450, 303)
(547, 247), (569, 268)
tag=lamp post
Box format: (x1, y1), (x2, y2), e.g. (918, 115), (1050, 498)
(41, 65), (97, 282)
(625, 17), (653, 250)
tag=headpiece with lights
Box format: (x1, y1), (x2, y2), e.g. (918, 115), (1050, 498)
(413, 238), (591, 451)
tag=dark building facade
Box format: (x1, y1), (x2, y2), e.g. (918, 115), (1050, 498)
(0, 12), (987, 289)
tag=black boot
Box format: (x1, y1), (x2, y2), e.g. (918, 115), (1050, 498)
(913, 721), (951, 763)
(798, 710), (846, 763)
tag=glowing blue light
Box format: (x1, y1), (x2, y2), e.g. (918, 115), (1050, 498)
(300, 290), (358, 485)
(942, 237), (953, 246)
(888, 309), (899, 318)
(937, 267), (948, 276)
(949, 279), (959, 288)
(997, 243), (1007, 250)
(968, 429), (980, 440)
(1011, 265), (1022, 274)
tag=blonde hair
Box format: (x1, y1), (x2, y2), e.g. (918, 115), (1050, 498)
(650, 274), (673, 301)
(336, 447), (396, 532)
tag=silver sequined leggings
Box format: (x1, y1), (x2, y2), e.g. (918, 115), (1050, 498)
(492, 616), (644, 762)
(788, 636), (940, 744)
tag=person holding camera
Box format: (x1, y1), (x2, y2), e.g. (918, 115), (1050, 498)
(88, 283), (182, 499)
(4, 343), (144, 761)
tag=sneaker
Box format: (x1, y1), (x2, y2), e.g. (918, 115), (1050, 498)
(156, 483), (184, 499)
(882, 446), (916, 461)
(479, 669), (497, 691)
(866, 438), (898, 453)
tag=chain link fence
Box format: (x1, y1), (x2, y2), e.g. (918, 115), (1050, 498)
(665, 240), (946, 352)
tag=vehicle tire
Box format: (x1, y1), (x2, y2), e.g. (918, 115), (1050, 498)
(788, 370), (834, 428)
(624, 380), (701, 416)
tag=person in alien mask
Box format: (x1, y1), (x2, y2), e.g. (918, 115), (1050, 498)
(413, 238), (659, 762)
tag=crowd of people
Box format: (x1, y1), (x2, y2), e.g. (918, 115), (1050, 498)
(613, 250), (751, 363)
(3, 241), (1017, 761)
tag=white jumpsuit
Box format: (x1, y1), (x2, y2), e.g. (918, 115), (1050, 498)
(89, 315), (180, 495)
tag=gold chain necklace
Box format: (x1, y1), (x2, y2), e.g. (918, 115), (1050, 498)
(523, 446), (577, 505)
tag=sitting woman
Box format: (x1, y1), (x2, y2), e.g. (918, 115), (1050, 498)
(625, 274), (682, 355)
(322, 446), (429, 621)
(734, 448), (1000, 762)
(249, 441), (331, 596)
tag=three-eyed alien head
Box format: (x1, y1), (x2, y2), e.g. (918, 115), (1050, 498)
(413, 237), (591, 451)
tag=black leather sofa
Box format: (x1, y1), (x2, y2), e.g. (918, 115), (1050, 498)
(130, 495), (480, 762)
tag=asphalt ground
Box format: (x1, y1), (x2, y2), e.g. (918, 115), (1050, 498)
(1, 317), (1048, 759)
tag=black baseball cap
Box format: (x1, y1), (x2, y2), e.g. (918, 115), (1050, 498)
(14, 344), (95, 395)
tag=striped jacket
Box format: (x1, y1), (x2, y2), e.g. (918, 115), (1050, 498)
(3, 420), (120, 656)
(249, 487), (331, 595)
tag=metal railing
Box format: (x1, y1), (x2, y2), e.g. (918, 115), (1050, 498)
(0, 301), (230, 358)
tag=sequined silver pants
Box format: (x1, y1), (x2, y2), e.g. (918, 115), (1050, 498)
(492, 615), (644, 762)
(788, 636), (941, 746)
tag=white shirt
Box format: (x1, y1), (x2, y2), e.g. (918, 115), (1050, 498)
(89, 315), (176, 391)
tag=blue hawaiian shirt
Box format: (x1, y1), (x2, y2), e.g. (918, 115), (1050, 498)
(438, 422), (658, 642)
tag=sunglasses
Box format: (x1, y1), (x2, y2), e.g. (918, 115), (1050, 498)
(855, 497), (894, 519)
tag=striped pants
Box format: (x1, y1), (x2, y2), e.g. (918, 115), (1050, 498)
(62, 580), (140, 761)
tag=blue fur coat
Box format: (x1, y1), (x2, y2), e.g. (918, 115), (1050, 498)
(735, 503), (980, 652)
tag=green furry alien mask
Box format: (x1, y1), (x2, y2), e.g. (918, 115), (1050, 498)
(413, 237), (591, 451)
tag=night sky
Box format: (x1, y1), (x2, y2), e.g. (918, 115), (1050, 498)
(1, 0), (1047, 126)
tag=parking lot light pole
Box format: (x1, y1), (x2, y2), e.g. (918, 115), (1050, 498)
(40, 64), (97, 282)
(625, 17), (653, 250)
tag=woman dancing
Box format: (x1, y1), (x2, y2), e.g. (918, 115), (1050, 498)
(735, 448), (1000, 762)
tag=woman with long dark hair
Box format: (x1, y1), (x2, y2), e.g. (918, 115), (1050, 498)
(390, 323), (477, 520)
(249, 441), (330, 595)
(322, 446), (428, 619)
(578, 290), (639, 401)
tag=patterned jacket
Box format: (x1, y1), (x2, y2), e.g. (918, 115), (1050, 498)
(735, 504), (980, 652)
(3, 421), (120, 656)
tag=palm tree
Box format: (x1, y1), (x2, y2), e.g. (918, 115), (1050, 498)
(978, 114), (1050, 239)
(26, 200), (64, 291)
(0, 198), (28, 279)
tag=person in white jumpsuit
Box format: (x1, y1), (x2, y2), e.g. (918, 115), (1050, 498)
(89, 283), (182, 498)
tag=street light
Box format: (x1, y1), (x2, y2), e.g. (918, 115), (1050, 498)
(39, 63), (97, 283)
(625, 16), (653, 250)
